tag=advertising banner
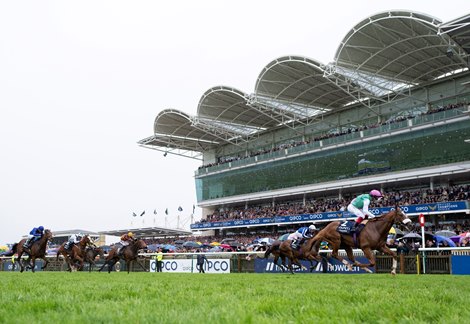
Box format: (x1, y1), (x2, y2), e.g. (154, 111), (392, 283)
(191, 201), (468, 229)
(150, 259), (230, 273)
(451, 255), (470, 275)
(2, 260), (44, 272)
(255, 257), (375, 274)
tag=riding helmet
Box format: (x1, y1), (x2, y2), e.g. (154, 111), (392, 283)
(370, 189), (383, 198)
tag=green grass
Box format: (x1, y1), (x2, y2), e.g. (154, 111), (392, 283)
(0, 272), (469, 323)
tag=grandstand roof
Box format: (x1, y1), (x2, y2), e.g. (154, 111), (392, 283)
(254, 56), (362, 112)
(139, 10), (470, 157)
(98, 226), (192, 238)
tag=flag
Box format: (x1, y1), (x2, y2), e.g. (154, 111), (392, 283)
(165, 208), (168, 215)
(140, 210), (145, 217)
(154, 209), (157, 215)
(178, 206), (183, 212)
(132, 212), (137, 217)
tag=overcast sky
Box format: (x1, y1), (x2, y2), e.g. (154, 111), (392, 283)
(1, 1), (467, 245)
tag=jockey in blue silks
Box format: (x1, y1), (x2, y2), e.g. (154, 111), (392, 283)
(23, 226), (45, 249)
(287, 225), (317, 249)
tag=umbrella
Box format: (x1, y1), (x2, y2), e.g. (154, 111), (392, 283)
(401, 232), (422, 240)
(163, 244), (177, 251)
(450, 236), (462, 244)
(210, 242), (220, 246)
(147, 244), (160, 251)
(174, 240), (185, 245)
(434, 230), (457, 238)
(433, 235), (457, 247)
(220, 244), (232, 249)
(182, 241), (201, 248)
(278, 233), (290, 241)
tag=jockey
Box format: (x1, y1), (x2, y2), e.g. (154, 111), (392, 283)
(118, 232), (135, 255)
(65, 233), (83, 251)
(288, 224), (317, 249)
(23, 226), (44, 249)
(349, 189), (383, 232)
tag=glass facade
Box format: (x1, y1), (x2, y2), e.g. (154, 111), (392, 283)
(195, 119), (470, 202)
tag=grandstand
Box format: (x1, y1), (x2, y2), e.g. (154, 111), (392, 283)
(138, 10), (470, 238)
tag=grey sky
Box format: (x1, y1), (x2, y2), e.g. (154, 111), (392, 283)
(1, 1), (467, 245)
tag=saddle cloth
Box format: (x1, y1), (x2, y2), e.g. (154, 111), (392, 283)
(337, 220), (368, 235)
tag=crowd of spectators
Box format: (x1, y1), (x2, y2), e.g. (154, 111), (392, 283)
(197, 184), (469, 224)
(140, 184), (470, 253)
(199, 101), (467, 170)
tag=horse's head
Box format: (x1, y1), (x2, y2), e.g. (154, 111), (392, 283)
(96, 247), (105, 258)
(393, 208), (412, 231)
(135, 239), (148, 251)
(44, 229), (53, 240)
(80, 235), (91, 246)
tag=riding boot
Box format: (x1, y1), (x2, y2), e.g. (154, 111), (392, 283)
(351, 223), (358, 233)
(23, 237), (33, 249)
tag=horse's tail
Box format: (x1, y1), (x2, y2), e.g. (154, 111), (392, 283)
(2, 243), (18, 257)
(264, 242), (280, 258)
(264, 245), (273, 258)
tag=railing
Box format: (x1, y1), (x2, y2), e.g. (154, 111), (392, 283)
(2, 247), (469, 274)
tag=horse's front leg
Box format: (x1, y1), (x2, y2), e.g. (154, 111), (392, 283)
(75, 256), (85, 271)
(354, 247), (375, 273)
(379, 245), (398, 275)
(41, 256), (49, 270)
(135, 258), (148, 272)
(30, 257), (36, 273)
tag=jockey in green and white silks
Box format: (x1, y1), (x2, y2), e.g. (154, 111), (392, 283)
(348, 189), (383, 232)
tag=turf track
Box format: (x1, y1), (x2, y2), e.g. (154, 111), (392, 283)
(1, 272), (469, 323)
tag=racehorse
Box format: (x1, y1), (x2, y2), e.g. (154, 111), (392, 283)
(99, 239), (148, 273)
(84, 246), (105, 272)
(7, 229), (53, 272)
(56, 235), (91, 271)
(278, 237), (319, 274)
(263, 240), (288, 272)
(310, 206), (412, 275)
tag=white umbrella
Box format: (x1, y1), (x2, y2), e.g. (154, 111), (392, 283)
(435, 230), (457, 238)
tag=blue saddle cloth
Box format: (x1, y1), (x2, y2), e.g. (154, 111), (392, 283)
(337, 221), (355, 234)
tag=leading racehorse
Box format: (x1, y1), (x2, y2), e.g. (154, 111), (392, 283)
(310, 206), (412, 275)
(99, 239), (148, 273)
(6, 229), (53, 272)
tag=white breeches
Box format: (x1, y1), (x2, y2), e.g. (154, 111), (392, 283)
(348, 204), (366, 218)
(288, 232), (303, 241)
